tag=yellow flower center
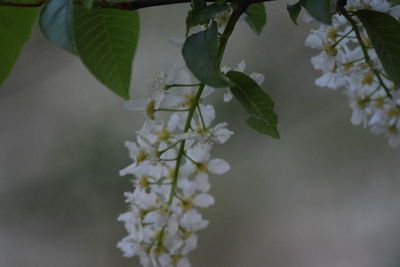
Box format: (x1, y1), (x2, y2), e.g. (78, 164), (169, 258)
(375, 97), (384, 108)
(171, 254), (182, 265)
(156, 126), (171, 142)
(324, 43), (337, 56)
(196, 162), (207, 172)
(138, 176), (149, 188)
(388, 124), (397, 133)
(357, 98), (369, 109)
(146, 100), (156, 119)
(387, 108), (400, 117)
(362, 72), (374, 85)
(327, 27), (338, 40)
(183, 93), (195, 107)
(179, 197), (193, 211)
(136, 149), (148, 163)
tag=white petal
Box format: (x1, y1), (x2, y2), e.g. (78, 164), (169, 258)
(124, 141), (139, 159)
(235, 60), (246, 72)
(162, 95), (184, 108)
(193, 194), (215, 208)
(390, 6), (400, 19)
(207, 159), (230, 175)
(199, 104), (215, 127)
(180, 162), (196, 178)
(187, 144), (211, 163)
(302, 11), (314, 23)
(168, 113), (180, 131)
(158, 254), (171, 266)
(167, 215), (179, 236)
(119, 163), (137, 176)
(181, 234), (198, 255)
(305, 34), (322, 49)
(178, 178), (197, 196)
(221, 65), (231, 74)
(250, 72), (265, 85)
(195, 172), (210, 192)
(223, 89), (233, 102)
(169, 36), (185, 46)
(177, 257), (191, 267)
(180, 210), (208, 231)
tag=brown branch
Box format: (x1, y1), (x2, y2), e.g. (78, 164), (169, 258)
(0, 1), (44, 7)
(0, 0), (275, 10)
(101, 0), (272, 10)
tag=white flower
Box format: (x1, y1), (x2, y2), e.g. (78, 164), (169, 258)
(183, 144), (230, 175)
(180, 209), (209, 231)
(118, 51), (235, 266)
(305, 0), (400, 146)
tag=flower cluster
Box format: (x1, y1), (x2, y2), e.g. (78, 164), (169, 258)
(305, 0), (400, 146)
(117, 56), (234, 266)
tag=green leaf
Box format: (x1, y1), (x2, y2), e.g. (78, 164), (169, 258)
(304, 0), (331, 25)
(197, 2), (229, 22)
(186, 0), (206, 35)
(287, 1), (303, 25)
(245, 3), (267, 35)
(186, 1), (229, 35)
(182, 22), (229, 87)
(73, 7), (140, 99)
(81, 0), (93, 10)
(226, 71), (279, 138)
(40, 0), (76, 54)
(356, 10), (400, 86)
(0, 7), (38, 87)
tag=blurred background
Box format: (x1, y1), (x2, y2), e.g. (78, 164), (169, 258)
(2, 2), (400, 267)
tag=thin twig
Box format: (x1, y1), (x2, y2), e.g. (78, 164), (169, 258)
(0, 0), (275, 10)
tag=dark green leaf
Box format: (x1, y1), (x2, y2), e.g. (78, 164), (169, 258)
(304, 0), (331, 25)
(40, 0), (76, 54)
(81, 0), (93, 10)
(186, 0), (207, 35)
(356, 10), (400, 86)
(186, 1), (229, 35)
(0, 7), (38, 87)
(198, 2), (229, 22)
(245, 3), (267, 35)
(182, 22), (229, 87)
(287, 1), (303, 25)
(226, 71), (279, 138)
(73, 7), (140, 99)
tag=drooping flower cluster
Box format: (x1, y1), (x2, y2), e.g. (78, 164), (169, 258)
(305, 0), (400, 146)
(117, 55), (235, 266)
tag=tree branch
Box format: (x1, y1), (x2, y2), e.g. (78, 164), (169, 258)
(0, 1), (44, 7)
(0, 0), (275, 10)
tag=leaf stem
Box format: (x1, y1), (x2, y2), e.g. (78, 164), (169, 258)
(216, 1), (250, 66)
(167, 83), (205, 205)
(333, 29), (353, 47)
(165, 83), (201, 89)
(197, 105), (207, 129)
(158, 140), (183, 155)
(157, 108), (191, 112)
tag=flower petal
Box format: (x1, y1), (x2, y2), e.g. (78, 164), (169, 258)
(207, 159), (230, 175)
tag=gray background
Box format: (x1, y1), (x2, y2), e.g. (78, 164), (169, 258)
(1, 2), (400, 267)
